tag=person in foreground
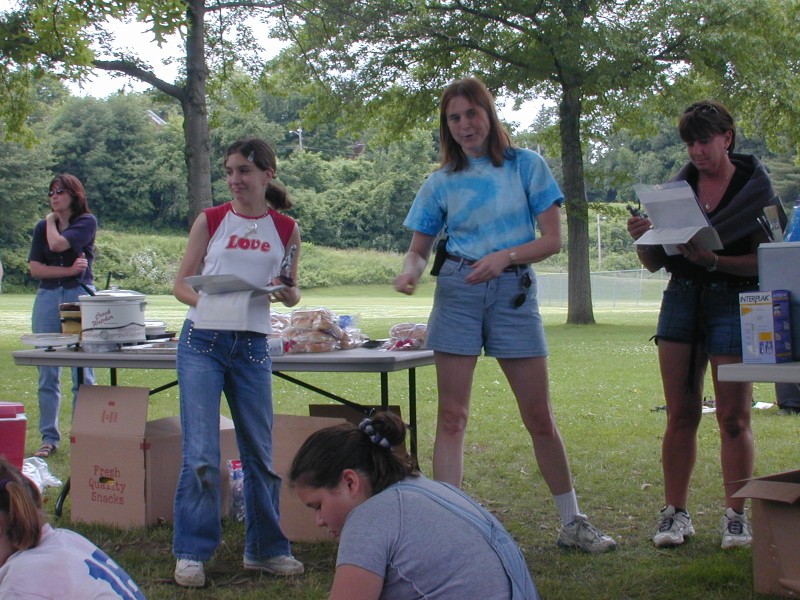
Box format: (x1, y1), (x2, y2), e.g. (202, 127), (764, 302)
(290, 411), (541, 600)
(393, 76), (615, 553)
(0, 456), (145, 599)
(27, 173), (97, 459)
(171, 137), (303, 587)
(627, 100), (783, 549)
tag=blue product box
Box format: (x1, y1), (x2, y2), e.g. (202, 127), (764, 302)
(739, 289), (793, 364)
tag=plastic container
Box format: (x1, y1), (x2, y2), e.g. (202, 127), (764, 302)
(783, 198), (800, 242)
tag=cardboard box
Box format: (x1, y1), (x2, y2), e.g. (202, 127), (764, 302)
(70, 385), (237, 528)
(739, 290), (793, 364)
(759, 242), (800, 360)
(0, 402), (26, 470)
(733, 470), (800, 597)
(273, 414), (347, 542)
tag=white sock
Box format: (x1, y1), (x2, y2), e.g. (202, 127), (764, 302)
(554, 489), (582, 526)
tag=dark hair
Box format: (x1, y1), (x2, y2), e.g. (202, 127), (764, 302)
(289, 411), (418, 494)
(50, 174), (91, 223)
(439, 77), (512, 172)
(225, 137), (293, 210)
(0, 456), (45, 553)
(678, 100), (736, 154)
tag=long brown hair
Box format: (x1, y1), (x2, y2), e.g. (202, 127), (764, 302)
(439, 77), (512, 172)
(50, 173), (91, 224)
(289, 411), (418, 495)
(225, 138), (293, 210)
(0, 456), (45, 554)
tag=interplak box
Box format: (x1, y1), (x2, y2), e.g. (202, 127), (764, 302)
(70, 385), (237, 528)
(739, 290), (793, 364)
(733, 470), (800, 597)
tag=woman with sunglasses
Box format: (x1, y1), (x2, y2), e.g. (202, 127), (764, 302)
(627, 100), (784, 549)
(27, 174), (97, 460)
(394, 77), (615, 554)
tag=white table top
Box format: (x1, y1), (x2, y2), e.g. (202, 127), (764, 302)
(717, 361), (800, 384)
(12, 346), (435, 374)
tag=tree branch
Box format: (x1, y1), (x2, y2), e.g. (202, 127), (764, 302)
(92, 59), (184, 99)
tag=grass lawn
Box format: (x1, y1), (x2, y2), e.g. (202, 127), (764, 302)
(0, 286), (796, 599)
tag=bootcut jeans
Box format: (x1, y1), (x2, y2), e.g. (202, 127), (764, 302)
(31, 285), (96, 447)
(172, 319), (290, 563)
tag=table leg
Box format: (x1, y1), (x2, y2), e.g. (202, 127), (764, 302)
(408, 368), (417, 459)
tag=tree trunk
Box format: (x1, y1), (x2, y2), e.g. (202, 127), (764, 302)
(559, 89), (595, 325)
(182, 0), (213, 228)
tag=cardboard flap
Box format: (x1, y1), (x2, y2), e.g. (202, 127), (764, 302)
(72, 385), (150, 437)
(733, 475), (800, 504)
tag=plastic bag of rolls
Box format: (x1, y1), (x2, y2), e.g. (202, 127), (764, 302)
(382, 322), (427, 350)
(273, 308), (367, 353)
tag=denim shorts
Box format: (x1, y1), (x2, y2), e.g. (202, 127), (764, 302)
(656, 278), (756, 355)
(425, 259), (548, 358)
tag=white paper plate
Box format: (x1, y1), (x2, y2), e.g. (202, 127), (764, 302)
(20, 333), (80, 348)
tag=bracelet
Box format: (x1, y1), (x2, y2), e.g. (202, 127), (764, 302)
(509, 250), (517, 264)
(706, 253), (719, 272)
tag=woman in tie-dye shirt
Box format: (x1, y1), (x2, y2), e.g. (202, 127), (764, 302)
(394, 77), (615, 554)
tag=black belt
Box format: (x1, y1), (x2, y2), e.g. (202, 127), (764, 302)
(445, 253), (526, 273)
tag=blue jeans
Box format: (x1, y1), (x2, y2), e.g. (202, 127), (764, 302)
(172, 320), (290, 562)
(31, 286), (96, 446)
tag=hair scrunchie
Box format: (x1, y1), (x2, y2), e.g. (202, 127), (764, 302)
(359, 418), (392, 449)
(0, 478), (12, 492)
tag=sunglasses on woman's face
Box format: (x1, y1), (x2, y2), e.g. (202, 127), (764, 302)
(48, 188), (65, 196)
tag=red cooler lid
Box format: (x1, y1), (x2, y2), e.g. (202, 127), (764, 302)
(0, 402), (25, 418)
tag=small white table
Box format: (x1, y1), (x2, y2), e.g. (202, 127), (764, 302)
(717, 362), (800, 384)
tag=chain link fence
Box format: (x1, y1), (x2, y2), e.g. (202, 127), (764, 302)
(537, 269), (668, 308)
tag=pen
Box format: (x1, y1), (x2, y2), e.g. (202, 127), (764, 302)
(756, 215), (774, 242)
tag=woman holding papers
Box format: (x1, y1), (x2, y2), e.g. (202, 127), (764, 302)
(171, 137), (303, 587)
(627, 100), (783, 550)
(394, 77), (615, 554)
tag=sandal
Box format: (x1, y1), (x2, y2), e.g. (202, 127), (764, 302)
(33, 443), (57, 459)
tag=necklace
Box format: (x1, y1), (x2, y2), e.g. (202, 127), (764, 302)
(699, 166), (734, 212)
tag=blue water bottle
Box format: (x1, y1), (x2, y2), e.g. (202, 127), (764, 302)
(785, 197), (800, 242)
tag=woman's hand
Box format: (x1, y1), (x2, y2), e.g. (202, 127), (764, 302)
(627, 215), (652, 240)
(271, 279), (301, 307)
(676, 239), (717, 270)
(70, 253), (88, 276)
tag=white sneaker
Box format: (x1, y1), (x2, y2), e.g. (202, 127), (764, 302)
(721, 507), (752, 549)
(244, 555), (305, 576)
(557, 515), (617, 553)
(653, 505), (695, 547)
(174, 559), (205, 588)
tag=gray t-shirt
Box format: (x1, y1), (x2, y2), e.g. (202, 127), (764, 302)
(336, 475), (514, 600)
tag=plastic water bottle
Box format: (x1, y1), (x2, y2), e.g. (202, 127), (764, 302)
(785, 197), (800, 242)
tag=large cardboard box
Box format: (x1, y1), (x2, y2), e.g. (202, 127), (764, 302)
(273, 414), (347, 542)
(739, 290), (793, 364)
(70, 385), (238, 528)
(733, 470), (800, 597)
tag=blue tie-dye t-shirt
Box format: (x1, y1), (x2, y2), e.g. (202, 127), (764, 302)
(403, 148), (563, 260)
